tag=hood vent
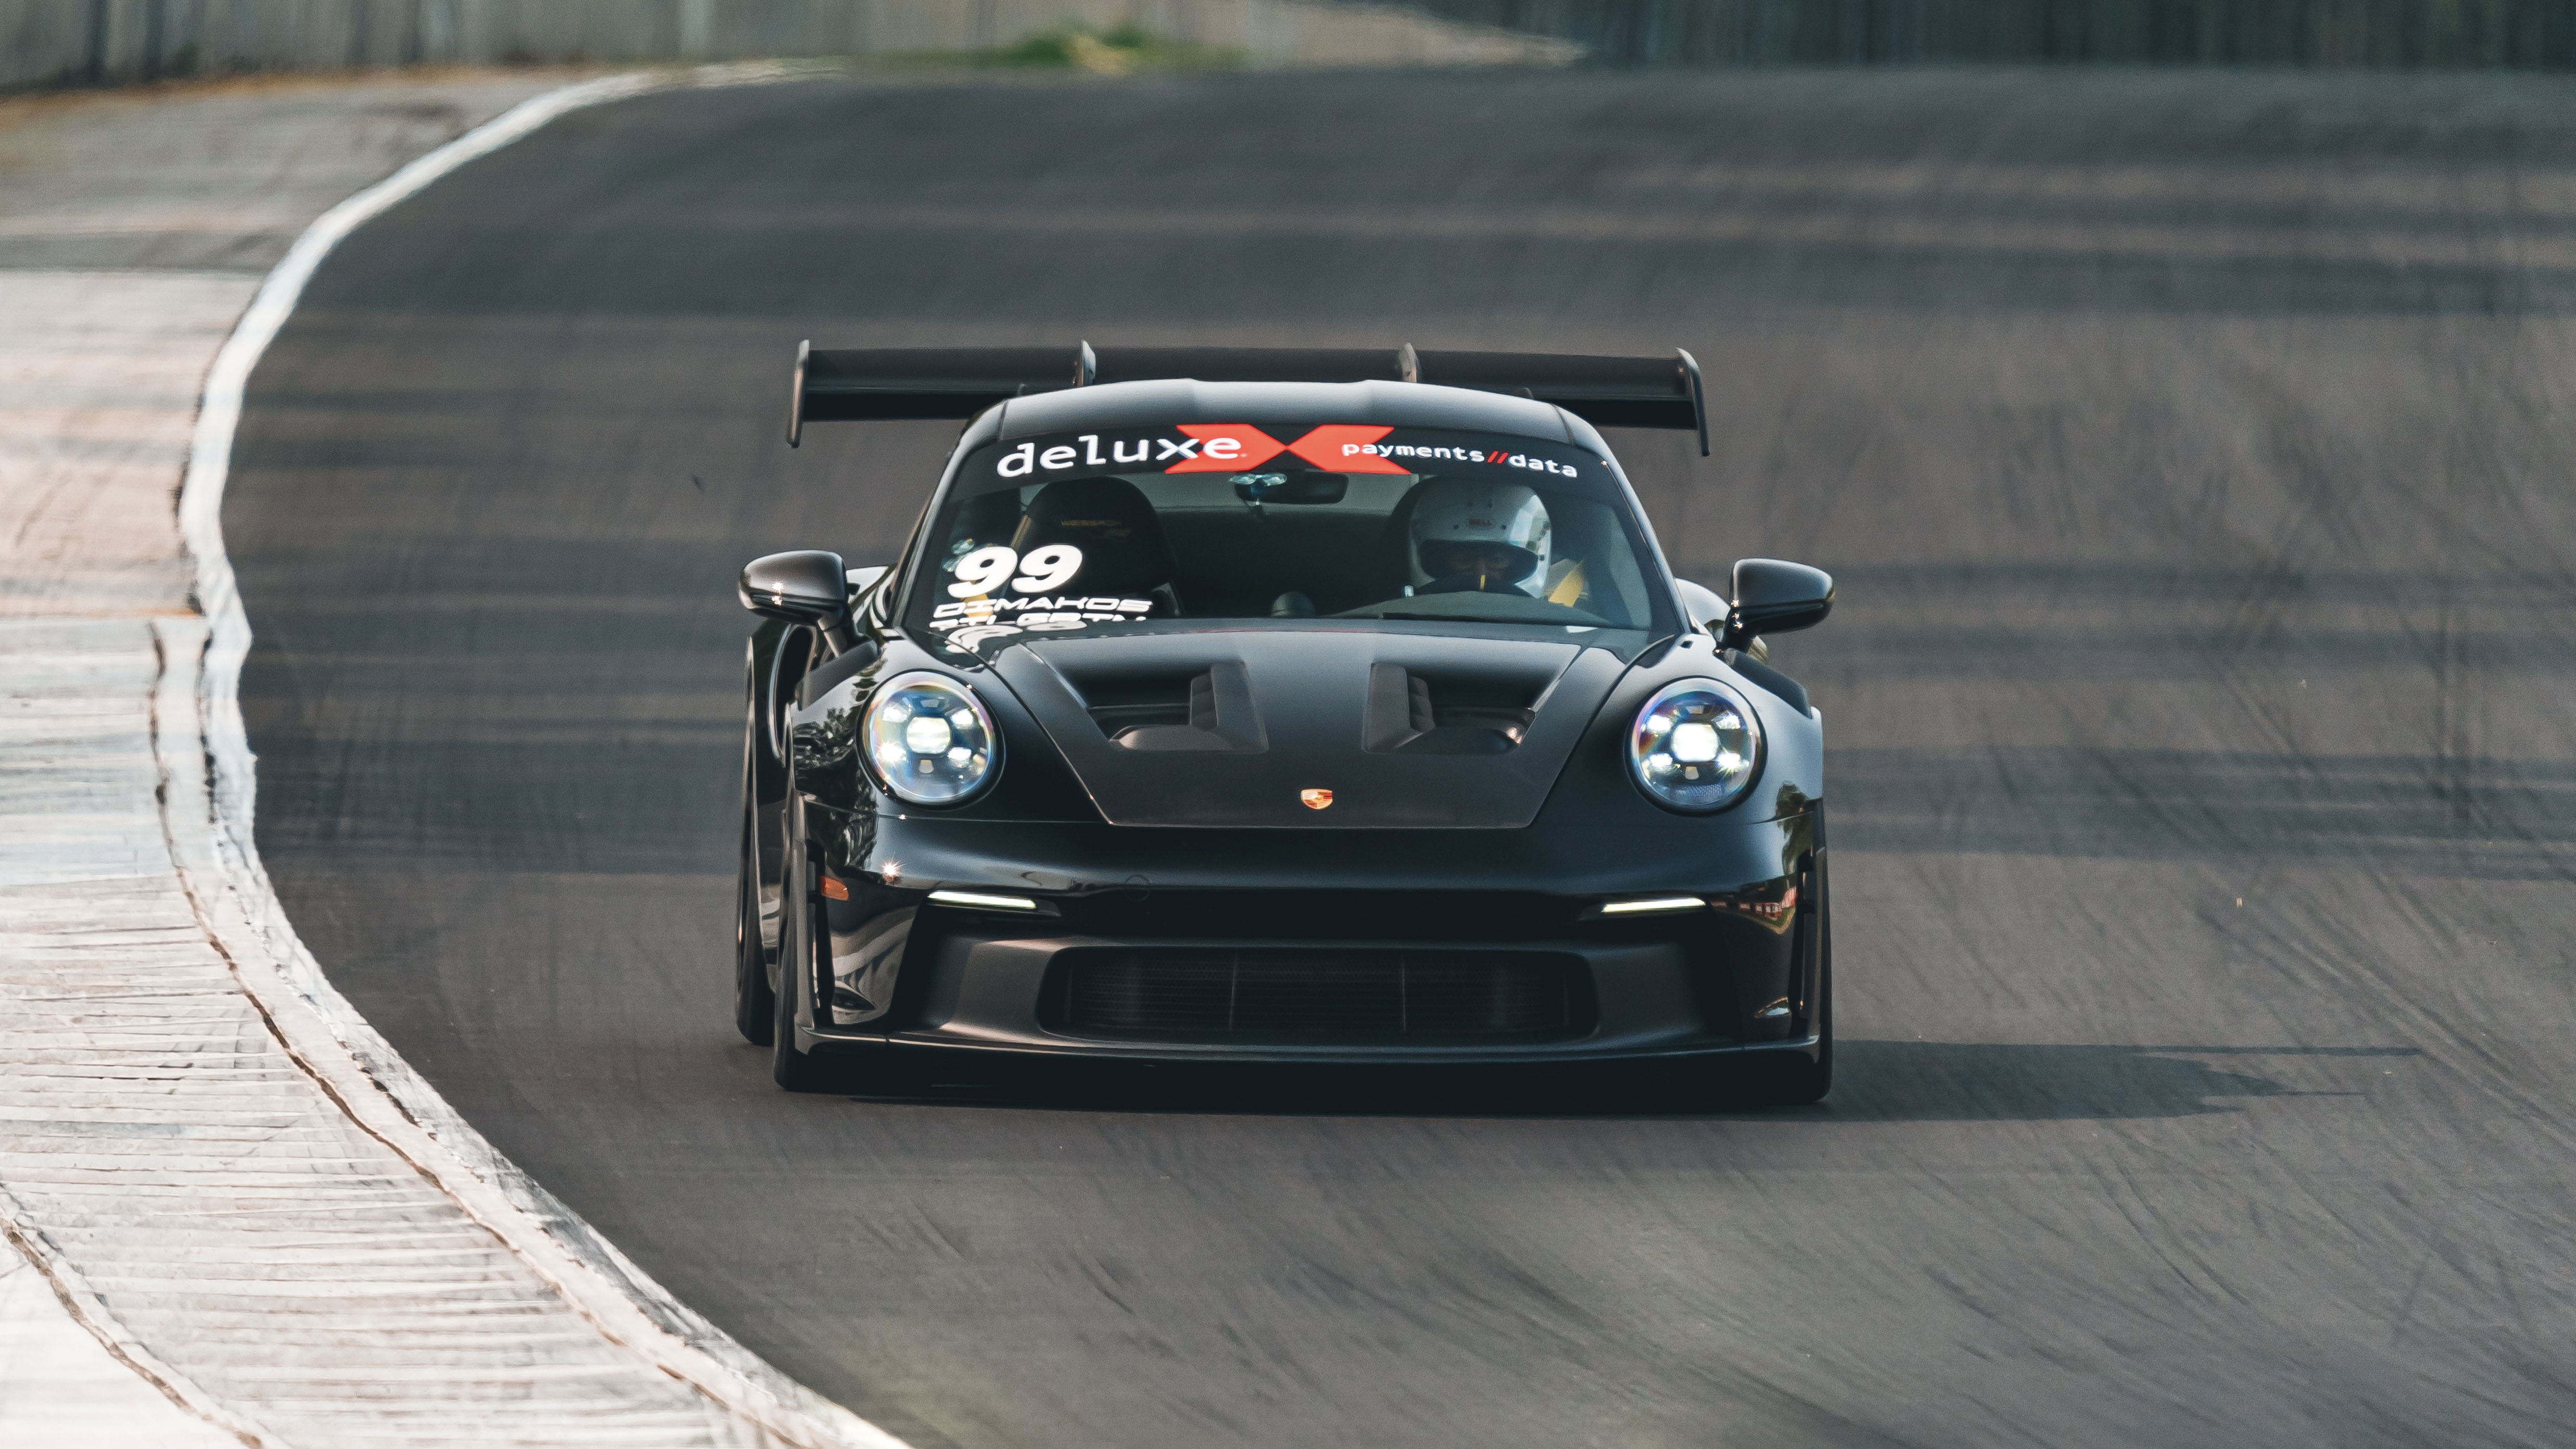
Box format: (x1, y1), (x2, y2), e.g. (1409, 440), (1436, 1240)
(991, 631), (1623, 828)
(1363, 664), (1543, 756)
(1078, 662), (1266, 753)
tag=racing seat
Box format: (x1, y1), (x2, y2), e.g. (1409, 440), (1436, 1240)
(1011, 477), (1181, 609)
(1371, 482), (1428, 601)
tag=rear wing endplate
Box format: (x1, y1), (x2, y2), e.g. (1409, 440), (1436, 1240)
(787, 341), (1708, 456)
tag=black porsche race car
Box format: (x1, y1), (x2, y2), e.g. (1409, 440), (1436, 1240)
(736, 344), (1836, 1102)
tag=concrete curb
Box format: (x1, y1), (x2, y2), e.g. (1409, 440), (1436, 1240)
(2, 63), (907, 1449)
(1, 1175), (265, 1445)
(172, 62), (911, 1448)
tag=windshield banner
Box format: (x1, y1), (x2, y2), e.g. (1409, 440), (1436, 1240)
(991, 424), (1588, 482)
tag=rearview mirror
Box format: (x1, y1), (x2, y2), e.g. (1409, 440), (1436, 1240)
(740, 550), (853, 651)
(1723, 558), (1833, 649)
(1232, 473), (1348, 506)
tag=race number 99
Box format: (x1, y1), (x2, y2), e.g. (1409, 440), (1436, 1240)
(947, 544), (1085, 599)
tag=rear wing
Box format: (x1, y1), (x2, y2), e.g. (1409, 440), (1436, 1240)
(787, 341), (1708, 455)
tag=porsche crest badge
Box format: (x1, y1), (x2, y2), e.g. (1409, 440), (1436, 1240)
(1300, 788), (1334, 810)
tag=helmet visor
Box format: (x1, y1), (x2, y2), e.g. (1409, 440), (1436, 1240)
(1417, 539), (1543, 588)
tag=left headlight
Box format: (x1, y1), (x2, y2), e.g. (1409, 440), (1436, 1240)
(1627, 678), (1763, 813)
(864, 671), (1001, 806)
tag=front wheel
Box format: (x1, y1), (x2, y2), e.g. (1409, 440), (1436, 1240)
(772, 861), (837, 1092)
(772, 870), (915, 1096)
(735, 804), (774, 1045)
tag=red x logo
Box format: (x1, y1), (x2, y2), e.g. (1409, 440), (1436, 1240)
(1163, 424), (1412, 475)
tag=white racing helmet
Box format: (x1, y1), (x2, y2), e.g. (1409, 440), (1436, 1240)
(1408, 480), (1552, 596)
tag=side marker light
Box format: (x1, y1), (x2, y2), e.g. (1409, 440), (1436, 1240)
(927, 889), (1042, 912)
(819, 875), (849, 901)
(1599, 896), (1706, 917)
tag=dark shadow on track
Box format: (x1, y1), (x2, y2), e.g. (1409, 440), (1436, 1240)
(807, 1042), (2410, 1123)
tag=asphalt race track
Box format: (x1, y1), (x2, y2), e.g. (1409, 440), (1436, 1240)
(226, 69), (2576, 1448)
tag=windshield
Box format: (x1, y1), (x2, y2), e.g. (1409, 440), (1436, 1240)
(903, 422), (1672, 658)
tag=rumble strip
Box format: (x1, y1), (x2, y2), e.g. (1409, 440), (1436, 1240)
(0, 71), (905, 1448)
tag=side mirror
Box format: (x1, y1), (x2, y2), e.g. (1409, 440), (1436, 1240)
(1723, 558), (1833, 649)
(740, 550), (853, 652)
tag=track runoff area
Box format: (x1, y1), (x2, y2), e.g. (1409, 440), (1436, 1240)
(223, 69), (2576, 1449)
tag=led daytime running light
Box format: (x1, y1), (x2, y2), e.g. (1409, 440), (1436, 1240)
(926, 889), (1040, 912)
(1600, 896), (1706, 916)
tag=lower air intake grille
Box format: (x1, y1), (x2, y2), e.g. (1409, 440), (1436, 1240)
(1051, 948), (1590, 1043)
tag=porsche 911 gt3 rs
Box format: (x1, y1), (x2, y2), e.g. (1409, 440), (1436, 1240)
(736, 344), (1836, 1103)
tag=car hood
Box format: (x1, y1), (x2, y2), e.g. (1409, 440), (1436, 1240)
(989, 629), (1631, 827)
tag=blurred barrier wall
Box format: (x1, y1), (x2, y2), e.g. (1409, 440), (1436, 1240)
(0, 0), (1568, 90)
(1393, 0), (2576, 65)
(19, 2), (2556, 96)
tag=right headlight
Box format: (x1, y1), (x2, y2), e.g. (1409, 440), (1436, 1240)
(863, 671), (1001, 806)
(1627, 678), (1762, 813)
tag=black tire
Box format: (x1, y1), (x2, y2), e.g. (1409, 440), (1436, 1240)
(771, 864), (917, 1096)
(734, 799), (774, 1046)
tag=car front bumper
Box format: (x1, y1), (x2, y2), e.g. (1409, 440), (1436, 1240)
(790, 807), (1827, 1068)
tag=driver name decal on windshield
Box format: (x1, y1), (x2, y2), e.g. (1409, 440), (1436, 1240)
(932, 597), (1153, 623)
(934, 598), (1156, 655)
(930, 595), (1156, 653)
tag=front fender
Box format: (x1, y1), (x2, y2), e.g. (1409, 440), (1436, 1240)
(1535, 632), (1822, 840)
(788, 634), (1101, 823)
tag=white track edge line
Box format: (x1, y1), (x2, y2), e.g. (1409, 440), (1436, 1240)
(170, 61), (911, 1449)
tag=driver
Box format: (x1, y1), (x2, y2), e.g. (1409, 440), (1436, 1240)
(1409, 480), (1552, 597)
